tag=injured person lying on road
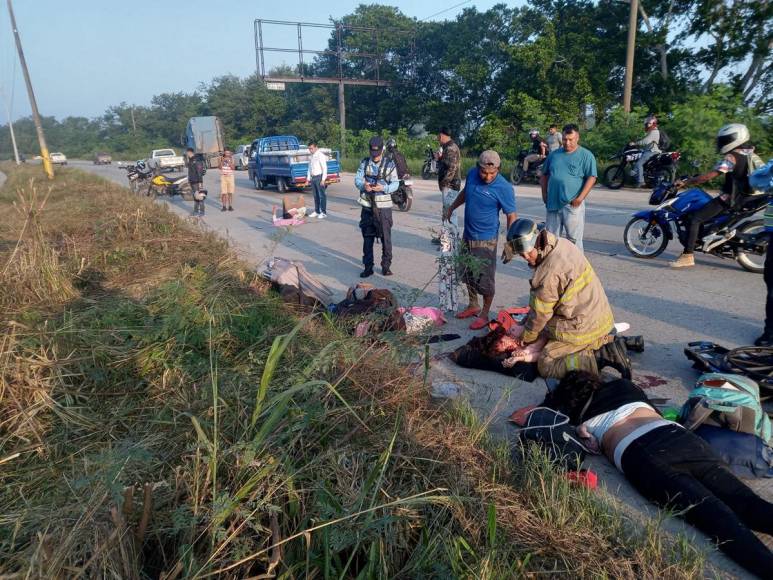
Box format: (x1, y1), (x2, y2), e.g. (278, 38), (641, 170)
(543, 370), (773, 579)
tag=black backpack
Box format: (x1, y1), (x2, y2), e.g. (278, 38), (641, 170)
(658, 129), (671, 151)
(515, 408), (591, 469)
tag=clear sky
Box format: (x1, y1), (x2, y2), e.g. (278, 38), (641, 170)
(0, 0), (508, 122)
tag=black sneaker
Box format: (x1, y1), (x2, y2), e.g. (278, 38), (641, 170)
(595, 337), (632, 379)
(360, 269), (374, 278)
(382, 268), (393, 276)
(754, 333), (773, 347)
(623, 335), (644, 353)
(228, 206), (234, 211)
(221, 206), (226, 212)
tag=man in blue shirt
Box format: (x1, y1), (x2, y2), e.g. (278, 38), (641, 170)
(540, 124), (597, 251)
(445, 150), (518, 329)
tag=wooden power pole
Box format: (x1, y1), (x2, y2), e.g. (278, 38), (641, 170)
(622, 0), (639, 113)
(7, 0), (53, 178)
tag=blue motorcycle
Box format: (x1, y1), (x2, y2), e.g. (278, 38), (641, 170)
(623, 182), (769, 273)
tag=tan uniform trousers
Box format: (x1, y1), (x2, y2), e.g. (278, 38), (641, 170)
(537, 334), (612, 379)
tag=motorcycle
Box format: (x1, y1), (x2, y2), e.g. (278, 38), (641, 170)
(510, 149), (545, 184)
(421, 147), (440, 180)
(391, 174), (414, 212)
(623, 181), (769, 273)
(603, 145), (680, 190)
(124, 161), (153, 194)
(147, 171), (193, 200)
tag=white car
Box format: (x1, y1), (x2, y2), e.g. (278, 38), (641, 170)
(50, 152), (68, 165)
(234, 144), (251, 170)
(148, 148), (185, 172)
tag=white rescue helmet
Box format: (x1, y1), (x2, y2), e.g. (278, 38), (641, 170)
(716, 123), (750, 154)
(529, 129), (540, 139)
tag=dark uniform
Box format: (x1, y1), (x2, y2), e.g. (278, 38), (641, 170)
(355, 139), (399, 277)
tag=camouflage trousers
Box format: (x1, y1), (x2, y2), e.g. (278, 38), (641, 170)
(537, 335), (612, 379)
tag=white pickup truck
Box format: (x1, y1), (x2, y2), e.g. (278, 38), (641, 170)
(148, 148), (185, 173)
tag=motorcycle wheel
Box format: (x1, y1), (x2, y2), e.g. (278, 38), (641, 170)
(603, 164), (625, 189)
(651, 169), (671, 188)
(735, 220), (766, 274)
(181, 186), (194, 201)
(397, 195), (412, 212)
(421, 164), (431, 180)
(510, 165), (523, 185)
(623, 217), (669, 258)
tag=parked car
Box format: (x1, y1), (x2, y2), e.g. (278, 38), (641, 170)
(50, 152), (68, 165)
(247, 135), (341, 192)
(93, 152), (112, 165)
(234, 144), (250, 170)
(147, 148), (185, 173)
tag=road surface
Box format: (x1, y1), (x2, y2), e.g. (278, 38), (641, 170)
(74, 159), (769, 576)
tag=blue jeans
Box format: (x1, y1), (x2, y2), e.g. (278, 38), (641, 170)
(311, 175), (327, 214)
(546, 202), (585, 251)
(442, 188), (459, 227)
(634, 150), (655, 185)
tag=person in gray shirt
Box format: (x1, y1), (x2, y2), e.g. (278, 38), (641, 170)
(546, 124), (562, 153)
(633, 116), (661, 188)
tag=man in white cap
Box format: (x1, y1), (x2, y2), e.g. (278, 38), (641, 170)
(444, 150), (518, 330)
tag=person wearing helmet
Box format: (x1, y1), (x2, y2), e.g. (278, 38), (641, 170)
(523, 129), (548, 174)
(354, 136), (400, 277)
(671, 123), (756, 268)
(633, 116), (661, 188)
(501, 218), (628, 379)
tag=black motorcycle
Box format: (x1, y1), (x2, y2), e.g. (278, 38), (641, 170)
(124, 161), (153, 194)
(390, 175), (413, 212)
(603, 145), (680, 190)
(510, 149), (545, 184)
(421, 147), (440, 180)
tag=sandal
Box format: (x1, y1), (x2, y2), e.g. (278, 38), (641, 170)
(469, 316), (489, 330)
(455, 306), (481, 319)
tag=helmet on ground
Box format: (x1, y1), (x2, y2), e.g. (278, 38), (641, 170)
(644, 115), (658, 129)
(529, 129), (540, 138)
(385, 137), (397, 151)
(502, 218), (540, 263)
(716, 123), (750, 154)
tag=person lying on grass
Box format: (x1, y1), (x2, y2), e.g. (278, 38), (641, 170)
(543, 370), (773, 579)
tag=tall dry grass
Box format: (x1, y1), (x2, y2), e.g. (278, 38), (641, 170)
(0, 163), (707, 579)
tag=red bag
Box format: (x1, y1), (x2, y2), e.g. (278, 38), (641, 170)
(488, 306), (530, 333)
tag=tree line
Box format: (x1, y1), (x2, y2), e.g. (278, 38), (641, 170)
(1, 1), (770, 169)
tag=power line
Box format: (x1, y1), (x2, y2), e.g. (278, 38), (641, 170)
(420, 0), (472, 22)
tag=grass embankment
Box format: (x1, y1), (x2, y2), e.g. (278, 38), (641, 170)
(0, 163), (705, 578)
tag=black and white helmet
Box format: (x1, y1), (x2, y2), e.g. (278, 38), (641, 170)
(136, 160), (147, 171)
(716, 123), (750, 154)
(385, 137), (397, 151)
(529, 129), (540, 139)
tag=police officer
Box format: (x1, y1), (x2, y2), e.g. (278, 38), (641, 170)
(354, 136), (399, 278)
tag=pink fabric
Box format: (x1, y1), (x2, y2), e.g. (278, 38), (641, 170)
(502, 325), (548, 364)
(272, 206), (306, 227)
(396, 307), (446, 326)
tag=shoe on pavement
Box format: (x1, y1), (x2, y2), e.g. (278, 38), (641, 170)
(221, 206), (226, 212)
(455, 306), (481, 319)
(308, 212), (319, 218)
(228, 206), (234, 211)
(318, 213), (327, 219)
(670, 252), (695, 268)
(360, 268), (374, 278)
(469, 316), (489, 330)
(382, 267), (393, 276)
(754, 333), (773, 347)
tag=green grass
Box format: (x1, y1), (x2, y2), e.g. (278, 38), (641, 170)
(0, 162), (709, 578)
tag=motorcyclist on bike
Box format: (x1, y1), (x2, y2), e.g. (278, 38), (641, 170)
(632, 115), (661, 189)
(523, 129), (548, 174)
(671, 123), (758, 269)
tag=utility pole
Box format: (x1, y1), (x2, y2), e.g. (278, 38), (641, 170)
(7, 0), (53, 179)
(0, 87), (20, 164)
(338, 81), (346, 158)
(622, 0), (639, 113)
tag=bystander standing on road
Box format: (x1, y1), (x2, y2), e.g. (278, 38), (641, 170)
(186, 147), (205, 191)
(307, 141), (328, 219)
(220, 148), (235, 211)
(445, 150), (518, 330)
(546, 124), (562, 153)
(540, 124), (597, 251)
(438, 127), (462, 228)
(355, 136), (399, 278)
